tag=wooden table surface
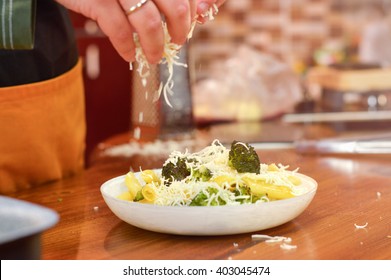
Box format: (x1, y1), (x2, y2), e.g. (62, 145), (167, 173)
(8, 122), (391, 260)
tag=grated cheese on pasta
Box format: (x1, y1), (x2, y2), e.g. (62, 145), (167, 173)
(138, 140), (303, 206)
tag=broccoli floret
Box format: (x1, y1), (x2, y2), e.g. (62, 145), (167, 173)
(133, 190), (144, 202)
(192, 165), (212, 182)
(190, 187), (226, 206)
(161, 157), (191, 185)
(233, 185), (252, 204)
(228, 141), (260, 174)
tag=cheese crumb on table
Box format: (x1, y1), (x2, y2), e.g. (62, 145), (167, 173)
(252, 234), (297, 250)
(354, 222), (368, 229)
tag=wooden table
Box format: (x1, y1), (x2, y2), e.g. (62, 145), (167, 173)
(8, 122), (391, 260)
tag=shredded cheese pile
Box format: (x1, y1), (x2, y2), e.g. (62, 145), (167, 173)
(152, 140), (235, 206)
(164, 139), (231, 174)
(141, 140), (302, 206)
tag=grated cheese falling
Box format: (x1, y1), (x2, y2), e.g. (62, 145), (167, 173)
(133, 22), (188, 108)
(133, 126), (141, 140)
(187, 20), (197, 40)
(200, 4), (219, 21)
(138, 112), (144, 123)
(131, 5), (219, 107)
(129, 7), (219, 142)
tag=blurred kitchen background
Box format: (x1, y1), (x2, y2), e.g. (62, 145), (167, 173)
(69, 0), (391, 161)
(190, 0), (391, 122)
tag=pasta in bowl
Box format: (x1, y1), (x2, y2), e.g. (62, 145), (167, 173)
(100, 140), (318, 235)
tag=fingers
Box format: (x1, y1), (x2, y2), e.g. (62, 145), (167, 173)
(121, 0), (165, 64)
(153, 0), (193, 45)
(216, 0), (226, 6)
(58, 0), (225, 63)
(197, 0), (226, 8)
(113, 0), (221, 63)
(56, 0), (138, 62)
(195, 0), (221, 24)
(189, 0), (197, 20)
(197, 0), (214, 15)
(92, 3), (136, 62)
(120, 0), (195, 63)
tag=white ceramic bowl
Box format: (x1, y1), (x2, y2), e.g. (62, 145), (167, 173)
(101, 171), (317, 236)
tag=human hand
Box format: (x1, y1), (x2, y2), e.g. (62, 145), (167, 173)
(56, 0), (226, 63)
(196, 0), (226, 24)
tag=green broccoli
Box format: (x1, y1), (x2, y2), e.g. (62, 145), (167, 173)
(190, 187), (226, 206)
(233, 185), (252, 204)
(228, 141), (260, 174)
(133, 190), (144, 202)
(161, 157), (191, 185)
(192, 165), (212, 182)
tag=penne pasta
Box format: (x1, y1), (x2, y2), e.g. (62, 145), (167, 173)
(242, 177), (294, 200)
(141, 170), (160, 184)
(117, 191), (133, 201)
(267, 163), (280, 172)
(124, 172), (143, 200)
(211, 175), (239, 187)
(288, 175), (302, 186)
(141, 184), (156, 202)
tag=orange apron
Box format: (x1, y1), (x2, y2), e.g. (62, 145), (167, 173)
(0, 60), (86, 194)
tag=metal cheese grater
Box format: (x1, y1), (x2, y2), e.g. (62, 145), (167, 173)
(130, 44), (194, 141)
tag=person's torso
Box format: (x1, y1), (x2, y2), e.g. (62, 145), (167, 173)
(0, 0), (78, 87)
